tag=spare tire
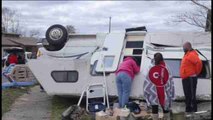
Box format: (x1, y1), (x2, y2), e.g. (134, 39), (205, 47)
(46, 24), (68, 45)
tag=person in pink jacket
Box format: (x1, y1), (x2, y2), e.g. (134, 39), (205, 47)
(115, 57), (140, 108)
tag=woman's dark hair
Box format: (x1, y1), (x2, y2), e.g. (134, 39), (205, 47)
(123, 56), (140, 66)
(154, 53), (164, 65)
(132, 57), (140, 66)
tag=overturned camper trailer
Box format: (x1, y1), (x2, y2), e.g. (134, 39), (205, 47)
(28, 25), (211, 100)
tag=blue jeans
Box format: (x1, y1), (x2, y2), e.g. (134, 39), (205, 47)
(116, 72), (132, 108)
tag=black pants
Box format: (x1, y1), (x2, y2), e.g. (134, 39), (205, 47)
(182, 77), (197, 112)
(152, 105), (169, 114)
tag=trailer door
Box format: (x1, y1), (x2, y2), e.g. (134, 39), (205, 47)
(95, 32), (125, 72)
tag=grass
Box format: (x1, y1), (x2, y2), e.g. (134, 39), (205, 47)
(2, 87), (30, 116)
(51, 96), (94, 120)
(51, 96), (72, 120)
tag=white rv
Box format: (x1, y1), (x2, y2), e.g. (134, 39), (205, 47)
(27, 25), (211, 100)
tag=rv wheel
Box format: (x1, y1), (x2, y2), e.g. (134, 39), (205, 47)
(46, 24), (68, 45)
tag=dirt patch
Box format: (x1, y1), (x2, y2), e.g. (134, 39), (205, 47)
(2, 87), (30, 115)
(2, 86), (52, 120)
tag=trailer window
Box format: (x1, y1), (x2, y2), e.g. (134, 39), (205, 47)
(133, 49), (143, 55)
(104, 56), (115, 68)
(90, 60), (110, 76)
(126, 41), (143, 48)
(164, 59), (181, 78)
(51, 71), (78, 82)
(164, 59), (210, 79)
(198, 61), (210, 78)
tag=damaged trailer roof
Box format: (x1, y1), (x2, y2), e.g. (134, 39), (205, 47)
(145, 32), (211, 47)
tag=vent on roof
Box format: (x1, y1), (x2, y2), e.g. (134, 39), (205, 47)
(125, 26), (147, 32)
(151, 43), (177, 47)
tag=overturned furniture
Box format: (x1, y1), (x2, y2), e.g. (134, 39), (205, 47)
(2, 64), (37, 89)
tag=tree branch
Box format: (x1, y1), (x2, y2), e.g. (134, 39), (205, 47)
(191, 0), (210, 11)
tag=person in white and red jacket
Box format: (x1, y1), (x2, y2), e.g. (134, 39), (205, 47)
(143, 53), (175, 120)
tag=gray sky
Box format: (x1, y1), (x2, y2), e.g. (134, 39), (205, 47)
(2, 1), (211, 37)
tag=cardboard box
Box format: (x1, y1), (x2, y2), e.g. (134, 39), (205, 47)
(132, 111), (149, 118)
(96, 111), (119, 120)
(96, 115), (119, 120)
(129, 106), (153, 119)
(113, 108), (130, 117)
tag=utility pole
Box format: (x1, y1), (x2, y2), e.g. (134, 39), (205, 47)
(109, 17), (111, 33)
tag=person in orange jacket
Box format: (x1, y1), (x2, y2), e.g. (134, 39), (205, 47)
(180, 42), (202, 113)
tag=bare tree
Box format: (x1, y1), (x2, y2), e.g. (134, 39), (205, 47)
(66, 25), (76, 34)
(2, 7), (21, 34)
(191, 0), (210, 10)
(17, 27), (28, 37)
(168, 0), (211, 32)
